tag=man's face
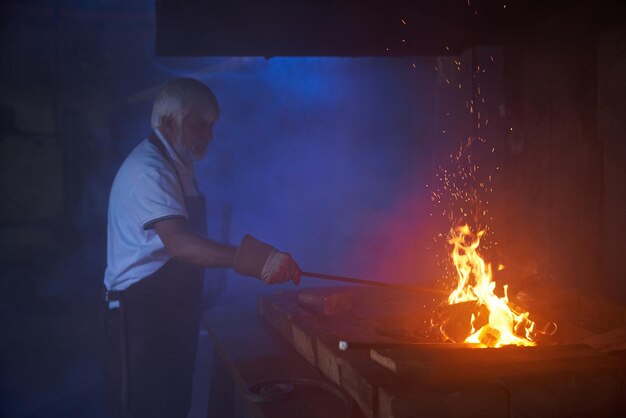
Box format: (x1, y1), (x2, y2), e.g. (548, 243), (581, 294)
(176, 101), (219, 162)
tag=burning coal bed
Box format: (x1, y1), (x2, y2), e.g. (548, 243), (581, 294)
(432, 224), (556, 348)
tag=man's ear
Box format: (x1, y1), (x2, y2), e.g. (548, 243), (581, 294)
(160, 114), (178, 140)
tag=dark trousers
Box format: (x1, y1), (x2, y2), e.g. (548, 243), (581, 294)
(100, 261), (203, 418)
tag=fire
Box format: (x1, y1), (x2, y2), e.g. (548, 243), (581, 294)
(446, 224), (536, 347)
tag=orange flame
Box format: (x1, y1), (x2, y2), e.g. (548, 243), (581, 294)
(447, 225), (536, 347)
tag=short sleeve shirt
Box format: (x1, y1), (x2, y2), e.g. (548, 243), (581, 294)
(103, 134), (198, 291)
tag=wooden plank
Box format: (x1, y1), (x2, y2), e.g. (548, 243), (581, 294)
(316, 338), (342, 386)
(339, 351), (398, 418)
(292, 322), (317, 365)
(298, 287), (353, 316)
(258, 293), (297, 346)
(369, 344), (602, 381)
(259, 293), (323, 369)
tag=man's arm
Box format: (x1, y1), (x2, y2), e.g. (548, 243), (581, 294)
(155, 218), (301, 285)
(154, 217), (237, 267)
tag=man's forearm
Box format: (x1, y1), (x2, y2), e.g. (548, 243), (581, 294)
(155, 217), (237, 268)
(164, 230), (237, 268)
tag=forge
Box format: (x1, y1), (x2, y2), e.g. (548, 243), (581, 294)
(256, 285), (626, 418)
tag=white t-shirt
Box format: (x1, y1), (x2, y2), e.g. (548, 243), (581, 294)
(104, 132), (198, 291)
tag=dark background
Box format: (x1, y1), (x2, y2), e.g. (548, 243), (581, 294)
(1, 1), (625, 417)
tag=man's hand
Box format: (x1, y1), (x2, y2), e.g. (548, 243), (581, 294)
(261, 250), (301, 285)
(233, 234), (301, 285)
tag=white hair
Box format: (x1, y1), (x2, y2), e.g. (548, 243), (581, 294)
(150, 78), (218, 130)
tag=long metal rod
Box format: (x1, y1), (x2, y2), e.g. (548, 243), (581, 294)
(338, 340), (482, 351)
(301, 271), (448, 296)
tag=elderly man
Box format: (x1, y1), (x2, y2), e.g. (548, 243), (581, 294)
(102, 78), (300, 418)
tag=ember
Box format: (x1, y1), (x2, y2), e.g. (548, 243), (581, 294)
(445, 224), (537, 347)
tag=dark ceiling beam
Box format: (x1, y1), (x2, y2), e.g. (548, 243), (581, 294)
(155, 0), (598, 57)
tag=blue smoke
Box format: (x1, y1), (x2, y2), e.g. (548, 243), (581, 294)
(157, 57), (438, 284)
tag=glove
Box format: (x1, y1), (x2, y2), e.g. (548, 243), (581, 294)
(260, 249), (301, 285)
(234, 234), (301, 285)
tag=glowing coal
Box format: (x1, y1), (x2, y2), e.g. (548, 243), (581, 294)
(444, 224), (537, 347)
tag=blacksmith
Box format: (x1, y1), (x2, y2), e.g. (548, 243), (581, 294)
(102, 77), (301, 418)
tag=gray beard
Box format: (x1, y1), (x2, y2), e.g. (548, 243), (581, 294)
(172, 136), (197, 164)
